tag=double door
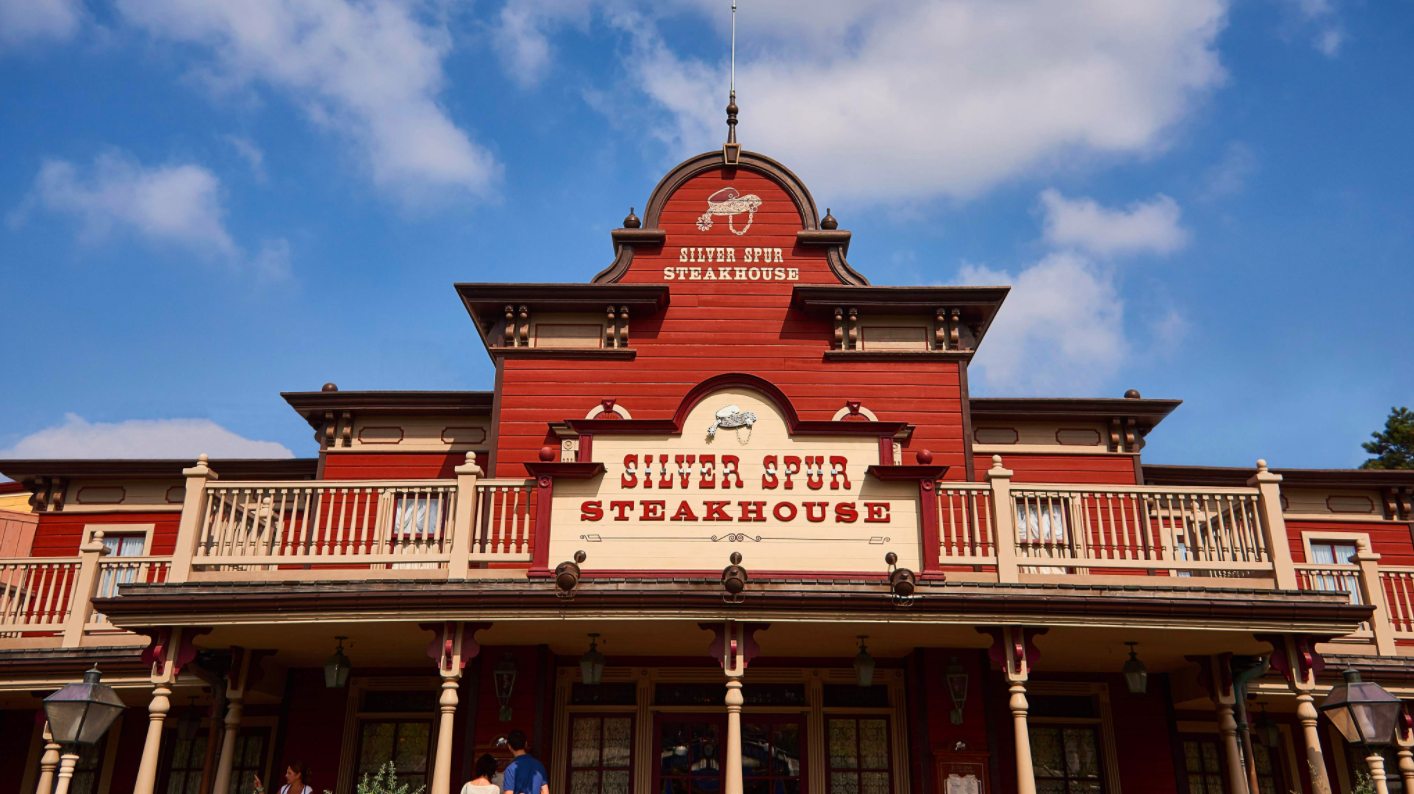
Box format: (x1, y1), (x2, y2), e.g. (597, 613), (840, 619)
(654, 715), (804, 794)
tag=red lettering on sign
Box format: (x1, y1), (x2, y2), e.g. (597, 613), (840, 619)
(676, 455), (696, 488)
(773, 502), (798, 521)
(642, 451), (653, 489)
(581, 501), (603, 521)
(802, 502), (828, 522)
(761, 455), (779, 489)
(721, 455), (744, 489)
(804, 456), (825, 490)
(640, 500), (665, 520)
(621, 455), (638, 488)
(699, 455), (717, 488)
(829, 456), (851, 490)
(835, 503), (858, 523)
(864, 502), (891, 523)
(738, 501), (767, 522)
(609, 501), (635, 520)
(656, 454), (673, 489)
(703, 501), (732, 521)
(783, 456), (800, 489)
(671, 501), (699, 521)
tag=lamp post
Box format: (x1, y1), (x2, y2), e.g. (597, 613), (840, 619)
(43, 666), (126, 794)
(1320, 669), (1401, 794)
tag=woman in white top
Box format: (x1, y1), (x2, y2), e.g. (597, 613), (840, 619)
(461, 753), (502, 794)
(254, 762), (314, 794)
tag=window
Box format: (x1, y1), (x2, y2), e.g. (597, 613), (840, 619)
(569, 715), (633, 794)
(96, 533), (146, 599)
(1031, 725), (1102, 794)
(1309, 541), (1363, 604)
(356, 720), (432, 790)
(826, 716), (891, 794)
(1182, 739), (1225, 794)
(658, 719), (722, 794)
(1250, 744), (1283, 794)
(162, 730), (209, 794)
(744, 718), (803, 794)
(1016, 497), (1071, 573)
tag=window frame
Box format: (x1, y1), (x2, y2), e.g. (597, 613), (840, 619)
(822, 714), (893, 794)
(566, 713), (637, 794)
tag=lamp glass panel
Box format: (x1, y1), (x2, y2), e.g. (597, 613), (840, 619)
(78, 702), (123, 745)
(43, 701), (89, 744)
(854, 653), (874, 688)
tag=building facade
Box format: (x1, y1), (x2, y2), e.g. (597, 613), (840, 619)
(3, 131), (1414, 794)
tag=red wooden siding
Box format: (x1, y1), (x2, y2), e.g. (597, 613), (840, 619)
(1286, 518), (1414, 565)
(497, 167), (967, 480)
(30, 511), (181, 557)
(322, 452), (486, 481)
(972, 454), (1138, 485)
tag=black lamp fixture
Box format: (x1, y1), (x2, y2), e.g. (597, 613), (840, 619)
(946, 656), (969, 725)
(581, 634), (606, 686)
(721, 553), (748, 604)
(42, 667), (125, 746)
(1121, 642), (1148, 695)
(1320, 668), (1400, 748)
(1254, 703), (1281, 749)
(495, 652), (519, 721)
(324, 636), (352, 689)
(176, 696), (201, 742)
(854, 636), (875, 687)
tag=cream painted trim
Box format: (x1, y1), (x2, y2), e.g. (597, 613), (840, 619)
(1301, 530), (1373, 563)
(83, 523), (155, 555)
(1027, 681), (1121, 794)
(96, 710), (125, 794)
(831, 405), (879, 422)
(1286, 514), (1409, 525)
(59, 505), (183, 514)
(585, 404), (633, 420)
(973, 445), (1129, 457)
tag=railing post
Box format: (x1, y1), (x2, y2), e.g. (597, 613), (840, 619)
(449, 454), (482, 579)
(1247, 459), (1297, 590)
(987, 455), (1020, 584)
(62, 530), (111, 647)
(1354, 539), (1397, 656)
(168, 455), (218, 584)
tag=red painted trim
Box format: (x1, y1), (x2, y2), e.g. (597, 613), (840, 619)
(524, 462), (605, 479)
(531, 475), (554, 573)
(865, 465), (949, 481)
(577, 433), (594, 463)
(575, 569), (894, 580)
(878, 437), (894, 465)
(918, 480), (940, 574)
(562, 373), (907, 438)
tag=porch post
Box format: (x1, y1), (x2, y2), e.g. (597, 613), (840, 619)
(987, 457), (1020, 584)
(424, 622), (487, 794)
(169, 456), (218, 584)
(1201, 654), (1249, 794)
(702, 621), (767, 794)
(62, 531), (110, 647)
(211, 647), (254, 794)
(1001, 627), (1037, 794)
(1353, 540), (1396, 656)
(1247, 461), (1296, 590)
(1395, 720), (1414, 794)
(136, 626), (205, 794)
(1367, 753), (1392, 794)
(449, 454), (481, 579)
(133, 681), (173, 794)
(52, 752), (80, 794)
(36, 722), (61, 794)
(1271, 634), (1333, 794)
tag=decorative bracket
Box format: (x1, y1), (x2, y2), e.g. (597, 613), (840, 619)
(978, 626), (1046, 682)
(700, 620), (768, 677)
(138, 626), (212, 684)
(421, 621), (492, 676)
(1256, 633), (1326, 692)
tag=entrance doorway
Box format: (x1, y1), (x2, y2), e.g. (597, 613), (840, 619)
(653, 716), (805, 794)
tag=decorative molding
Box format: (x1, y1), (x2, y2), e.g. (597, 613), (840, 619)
(356, 426), (404, 445)
(831, 403), (879, 422)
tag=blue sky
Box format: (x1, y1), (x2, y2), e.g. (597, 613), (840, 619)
(0, 0), (1410, 470)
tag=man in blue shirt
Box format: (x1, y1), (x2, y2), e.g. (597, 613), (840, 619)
(503, 730), (549, 794)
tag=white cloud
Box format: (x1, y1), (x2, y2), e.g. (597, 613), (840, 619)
(959, 253), (1127, 395)
(1038, 189), (1188, 257)
(1201, 141), (1257, 199)
(505, 0), (1229, 202)
(223, 135), (267, 182)
(1278, 0), (1344, 57)
(0, 415), (294, 459)
(11, 149), (294, 279)
(115, 0), (500, 207)
(14, 150), (239, 258)
(0, 0), (82, 47)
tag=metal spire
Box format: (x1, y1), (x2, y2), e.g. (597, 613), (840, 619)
(724, 1), (740, 159)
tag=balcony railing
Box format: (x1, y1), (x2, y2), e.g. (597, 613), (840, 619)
(3, 454), (1399, 654)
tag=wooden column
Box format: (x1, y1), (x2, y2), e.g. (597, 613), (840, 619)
(450, 454), (482, 579)
(702, 622), (768, 794)
(987, 456), (1020, 583)
(211, 647), (268, 794)
(1247, 461), (1296, 590)
(1261, 634), (1333, 794)
(1353, 539), (1397, 655)
(980, 627), (1045, 794)
(423, 622), (488, 794)
(1396, 722), (1414, 794)
(169, 457), (218, 584)
(53, 752), (80, 794)
(62, 531), (111, 647)
(133, 681), (173, 794)
(36, 723), (61, 794)
(135, 626), (206, 794)
(725, 679), (745, 794)
(1367, 753), (1392, 794)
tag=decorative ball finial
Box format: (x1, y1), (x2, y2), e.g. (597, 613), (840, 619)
(726, 90), (739, 144)
(730, 551), (743, 565)
(1256, 459), (1268, 471)
(821, 208), (838, 230)
(623, 207), (641, 229)
(916, 449), (934, 465)
(539, 446), (556, 462)
(197, 454), (209, 464)
(991, 454), (1003, 467)
(322, 382), (339, 392)
(1124, 389), (1141, 399)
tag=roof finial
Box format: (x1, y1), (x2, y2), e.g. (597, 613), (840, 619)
(723, 2), (741, 165)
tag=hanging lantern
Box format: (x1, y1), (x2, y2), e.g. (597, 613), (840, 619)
(176, 696), (201, 742)
(1320, 668), (1400, 747)
(1254, 703), (1281, 748)
(946, 656), (969, 725)
(854, 636), (875, 688)
(324, 636), (352, 689)
(1121, 642), (1148, 695)
(43, 667), (125, 746)
(495, 653), (519, 721)
(580, 634), (605, 686)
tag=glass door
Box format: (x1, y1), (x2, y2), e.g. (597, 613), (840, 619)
(656, 717), (724, 794)
(743, 717), (804, 794)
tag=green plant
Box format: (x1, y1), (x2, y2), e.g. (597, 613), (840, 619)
(1362, 406), (1414, 469)
(1352, 770), (1376, 794)
(324, 763), (426, 794)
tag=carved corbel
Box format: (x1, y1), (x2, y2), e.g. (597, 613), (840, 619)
(699, 620), (769, 677)
(847, 308), (859, 350)
(949, 309), (962, 350)
(978, 626), (1047, 682)
(619, 306), (629, 347)
(518, 305), (530, 346)
(834, 308), (845, 349)
(50, 479), (67, 512)
(606, 305), (617, 349)
(504, 305), (515, 347)
(340, 411), (353, 447)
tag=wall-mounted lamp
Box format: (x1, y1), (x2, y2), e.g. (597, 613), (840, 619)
(946, 656), (969, 725)
(722, 553), (747, 604)
(854, 636), (875, 687)
(1122, 642), (1148, 695)
(581, 634), (605, 686)
(494, 652), (519, 722)
(885, 552), (915, 607)
(324, 636), (352, 689)
(556, 551), (587, 599)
